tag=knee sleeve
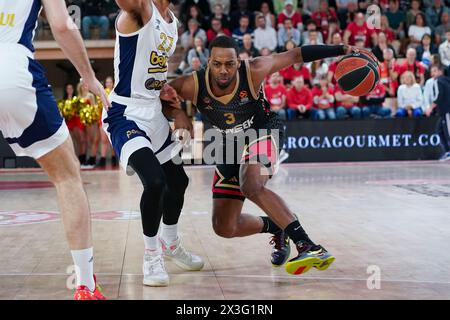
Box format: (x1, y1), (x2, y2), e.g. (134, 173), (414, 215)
(161, 160), (189, 225)
(129, 147), (167, 237)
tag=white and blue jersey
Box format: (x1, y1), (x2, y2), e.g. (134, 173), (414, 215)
(0, 0), (68, 159)
(103, 1), (182, 174)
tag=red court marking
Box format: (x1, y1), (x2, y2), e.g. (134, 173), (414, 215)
(0, 181), (54, 190)
(0, 211), (59, 226)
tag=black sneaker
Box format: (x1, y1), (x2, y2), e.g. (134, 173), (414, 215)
(87, 157), (96, 166)
(285, 243), (335, 275)
(78, 154), (86, 165)
(111, 156), (118, 167)
(97, 157), (106, 167)
(270, 231), (290, 267)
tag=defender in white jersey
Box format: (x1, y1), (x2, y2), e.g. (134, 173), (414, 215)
(106, 0), (204, 287)
(0, 0), (110, 299)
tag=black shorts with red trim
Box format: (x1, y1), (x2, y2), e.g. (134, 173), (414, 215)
(212, 132), (281, 202)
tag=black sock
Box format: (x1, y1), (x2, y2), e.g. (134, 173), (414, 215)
(284, 220), (315, 246)
(78, 154), (86, 164)
(260, 216), (281, 234)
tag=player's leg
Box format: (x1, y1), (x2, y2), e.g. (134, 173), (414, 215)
(91, 124), (101, 165)
(239, 134), (335, 275)
(0, 78), (104, 299)
(438, 113), (450, 160)
(159, 160), (204, 271)
(86, 124), (98, 166)
(128, 147), (170, 286)
(76, 125), (88, 164)
(212, 164), (289, 266)
(36, 137), (105, 298)
(212, 198), (261, 238)
(102, 101), (170, 286)
(240, 162), (334, 274)
(98, 129), (110, 166)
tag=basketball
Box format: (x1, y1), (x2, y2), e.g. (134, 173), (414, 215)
(334, 52), (380, 96)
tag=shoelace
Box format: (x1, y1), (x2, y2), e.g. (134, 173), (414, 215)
(269, 233), (284, 250)
(173, 244), (194, 262)
(145, 255), (166, 274)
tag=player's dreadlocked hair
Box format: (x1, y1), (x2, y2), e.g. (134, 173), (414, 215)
(209, 36), (239, 55)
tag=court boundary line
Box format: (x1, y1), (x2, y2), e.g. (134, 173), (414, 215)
(1, 272), (449, 285)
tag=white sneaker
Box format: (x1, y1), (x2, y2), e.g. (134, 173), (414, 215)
(142, 251), (169, 286)
(278, 149), (289, 165)
(439, 152), (450, 162)
(160, 237), (204, 271)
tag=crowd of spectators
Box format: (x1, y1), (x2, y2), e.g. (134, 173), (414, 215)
(38, 1), (120, 40)
(177, 0), (450, 121)
(35, 0), (450, 121)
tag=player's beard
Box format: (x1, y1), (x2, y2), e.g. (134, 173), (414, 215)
(215, 74), (236, 90)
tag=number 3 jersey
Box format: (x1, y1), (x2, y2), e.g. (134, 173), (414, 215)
(192, 60), (282, 135)
(112, 0), (178, 101)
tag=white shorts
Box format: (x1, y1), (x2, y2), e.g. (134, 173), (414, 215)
(0, 44), (68, 159)
(102, 93), (182, 175)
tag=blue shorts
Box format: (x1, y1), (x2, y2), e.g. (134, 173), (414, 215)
(0, 45), (68, 159)
(102, 94), (182, 175)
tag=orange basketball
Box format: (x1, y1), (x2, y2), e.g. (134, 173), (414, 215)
(334, 52), (380, 96)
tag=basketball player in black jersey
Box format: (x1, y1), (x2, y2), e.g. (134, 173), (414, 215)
(163, 36), (358, 275)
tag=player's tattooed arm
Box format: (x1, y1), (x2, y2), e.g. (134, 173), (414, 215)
(248, 45), (357, 90)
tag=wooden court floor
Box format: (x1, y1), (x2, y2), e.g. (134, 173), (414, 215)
(0, 161), (449, 300)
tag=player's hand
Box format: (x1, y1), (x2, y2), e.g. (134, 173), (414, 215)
(343, 45), (358, 55)
(85, 76), (111, 110)
(173, 111), (194, 144)
(160, 84), (183, 109)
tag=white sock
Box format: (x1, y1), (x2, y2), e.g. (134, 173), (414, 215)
(143, 234), (160, 253)
(71, 247), (95, 292)
(161, 223), (178, 244)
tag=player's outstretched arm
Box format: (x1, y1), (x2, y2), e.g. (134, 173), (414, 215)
(42, 0), (110, 108)
(249, 45), (357, 89)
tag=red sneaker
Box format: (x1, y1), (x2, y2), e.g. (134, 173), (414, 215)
(74, 275), (106, 300)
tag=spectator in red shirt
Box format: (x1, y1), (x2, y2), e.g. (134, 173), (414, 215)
(264, 73), (288, 120)
(327, 59), (339, 86)
(286, 77), (313, 120)
(360, 82), (392, 118)
(380, 15), (396, 43)
(396, 47), (425, 86)
(206, 18), (232, 44)
(280, 63), (311, 86)
(335, 84), (369, 119)
(312, 0), (338, 35)
(277, 0), (303, 30)
(379, 48), (400, 97)
(311, 76), (336, 120)
(344, 12), (374, 48)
